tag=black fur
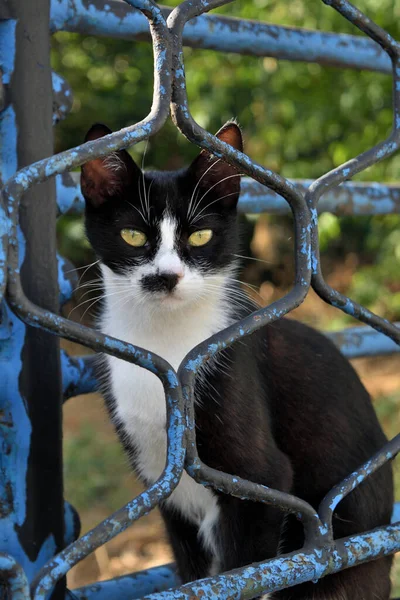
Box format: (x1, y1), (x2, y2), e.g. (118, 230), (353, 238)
(81, 123), (393, 600)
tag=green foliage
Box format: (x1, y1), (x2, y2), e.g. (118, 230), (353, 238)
(64, 423), (131, 511)
(52, 1), (400, 178)
(52, 0), (400, 320)
(318, 213), (341, 252)
(348, 216), (400, 320)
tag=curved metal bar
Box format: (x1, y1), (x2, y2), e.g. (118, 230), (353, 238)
(50, 0), (395, 75)
(319, 434), (400, 536)
(58, 253), (78, 306)
(142, 523), (400, 599)
(51, 72), (73, 125)
(61, 351), (98, 401)
(305, 0), (400, 345)
(322, 0), (400, 58)
(6, 257), (185, 600)
(72, 564), (178, 600)
(2, 0), (171, 203)
(167, 0), (324, 547)
(31, 426), (184, 600)
(0, 2), (186, 598)
(0, 553), (30, 600)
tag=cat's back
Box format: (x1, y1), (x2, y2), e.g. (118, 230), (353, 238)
(255, 318), (392, 508)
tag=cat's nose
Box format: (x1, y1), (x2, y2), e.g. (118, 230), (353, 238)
(141, 273), (180, 293)
(159, 273), (180, 291)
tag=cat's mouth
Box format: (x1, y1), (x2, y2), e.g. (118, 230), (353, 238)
(143, 285), (195, 311)
(150, 287), (185, 305)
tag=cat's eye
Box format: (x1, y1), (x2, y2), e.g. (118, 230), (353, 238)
(120, 229), (147, 247)
(188, 229), (213, 247)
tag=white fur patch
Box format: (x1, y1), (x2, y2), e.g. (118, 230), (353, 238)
(100, 257), (235, 561)
(154, 216), (184, 276)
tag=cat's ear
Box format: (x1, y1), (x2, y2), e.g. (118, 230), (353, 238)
(189, 122), (243, 210)
(81, 123), (141, 208)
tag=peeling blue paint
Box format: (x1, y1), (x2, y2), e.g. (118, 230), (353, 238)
(328, 322), (400, 358)
(51, 1), (394, 73)
(56, 173), (400, 217)
(2, 0), (400, 597)
(143, 524), (400, 599)
(58, 254), (78, 306)
(184, 355), (204, 372)
(72, 565), (178, 600)
(61, 351), (97, 400)
(166, 369), (178, 388)
(51, 72), (73, 124)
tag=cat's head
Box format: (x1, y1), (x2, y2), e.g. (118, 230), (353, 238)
(81, 122), (242, 310)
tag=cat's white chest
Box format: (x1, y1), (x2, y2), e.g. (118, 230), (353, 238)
(102, 301), (228, 553)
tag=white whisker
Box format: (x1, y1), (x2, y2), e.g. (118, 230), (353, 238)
(190, 191), (240, 225)
(188, 159), (222, 221)
(232, 253), (273, 265)
(65, 259), (100, 275)
(68, 287), (131, 319)
(126, 200), (148, 224)
(190, 173), (242, 222)
(141, 139), (151, 222)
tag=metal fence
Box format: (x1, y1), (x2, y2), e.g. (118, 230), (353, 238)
(1, 0), (400, 598)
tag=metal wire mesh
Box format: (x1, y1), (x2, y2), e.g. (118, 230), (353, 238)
(1, 0), (400, 598)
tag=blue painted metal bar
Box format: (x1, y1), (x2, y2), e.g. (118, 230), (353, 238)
(328, 322), (400, 358)
(1, 3), (188, 599)
(0, 4), (66, 593)
(142, 523), (400, 599)
(319, 434), (400, 536)
(168, 0), (324, 549)
(0, 17), (16, 300)
(61, 322), (400, 401)
(64, 502), (81, 547)
(240, 178), (400, 216)
(49, 0), (392, 74)
(61, 351), (97, 400)
(51, 72), (73, 125)
(57, 173), (83, 216)
(392, 502), (400, 524)
(0, 553), (31, 600)
(57, 173), (400, 217)
(72, 565), (178, 600)
(70, 497), (400, 600)
(58, 254), (79, 306)
(1, 0), (399, 597)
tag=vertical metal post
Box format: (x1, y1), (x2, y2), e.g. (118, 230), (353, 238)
(0, 0), (65, 597)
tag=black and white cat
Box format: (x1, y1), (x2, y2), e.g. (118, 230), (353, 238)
(81, 122), (393, 599)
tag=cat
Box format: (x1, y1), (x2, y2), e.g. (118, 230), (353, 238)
(80, 121), (393, 599)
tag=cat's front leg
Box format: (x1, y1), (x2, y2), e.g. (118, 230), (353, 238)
(215, 495), (284, 578)
(160, 502), (214, 584)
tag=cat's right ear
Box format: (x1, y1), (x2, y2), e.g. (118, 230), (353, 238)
(81, 124), (141, 208)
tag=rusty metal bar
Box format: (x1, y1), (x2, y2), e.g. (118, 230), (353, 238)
(50, 0), (392, 73)
(1, 0), (399, 598)
(0, 1), (65, 597)
(57, 172), (400, 217)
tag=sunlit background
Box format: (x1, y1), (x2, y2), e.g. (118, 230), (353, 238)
(53, 0), (400, 593)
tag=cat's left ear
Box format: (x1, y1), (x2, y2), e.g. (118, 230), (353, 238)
(189, 122), (243, 210)
(81, 123), (142, 208)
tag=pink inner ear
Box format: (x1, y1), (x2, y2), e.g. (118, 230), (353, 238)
(81, 151), (129, 207)
(216, 123), (243, 152)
